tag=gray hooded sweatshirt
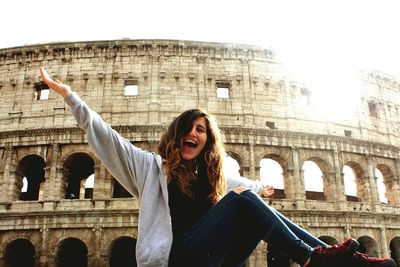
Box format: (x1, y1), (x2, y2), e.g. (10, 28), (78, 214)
(65, 92), (264, 267)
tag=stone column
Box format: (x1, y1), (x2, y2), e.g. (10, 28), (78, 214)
(389, 159), (400, 205)
(384, 175), (400, 206)
(0, 146), (13, 202)
(39, 227), (50, 267)
(196, 56), (208, 109)
(44, 143), (65, 201)
(43, 145), (55, 201)
(290, 146), (305, 200)
(93, 165), (112, 199)
(148, 54), (160, 124)
(319, 171), (331, 201)
(241, 59), (255, 127)
(332, 149), (346, 202)
(379, 227), (389, 258)
(366, 156), (380, 204)
(3, 144), (20, 202)
(249, 141), (256, 180)
(92, 227), (106, 266)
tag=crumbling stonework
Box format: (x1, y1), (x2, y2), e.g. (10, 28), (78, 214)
(0, 40), (400, 266)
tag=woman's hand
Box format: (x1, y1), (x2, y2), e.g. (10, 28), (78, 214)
(261, 185), (274, 198)
(39, 68), (72, 98)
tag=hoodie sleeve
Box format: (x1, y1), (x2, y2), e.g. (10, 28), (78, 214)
(64, 92), (155, 198)
(224, 171), (264, 194)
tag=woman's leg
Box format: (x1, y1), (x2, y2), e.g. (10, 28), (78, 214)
(271, 207), (327, 247)
(169, 190), (314, 267)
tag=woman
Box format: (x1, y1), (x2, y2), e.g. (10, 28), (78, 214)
(39, 68), (395, 267)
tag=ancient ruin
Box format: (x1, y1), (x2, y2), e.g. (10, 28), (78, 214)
(0, 39), (400, 266)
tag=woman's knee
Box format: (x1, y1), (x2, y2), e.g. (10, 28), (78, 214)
(223, 189), (266, 213)
(239, 190), (276, 215)
(232, 186), (251, 195)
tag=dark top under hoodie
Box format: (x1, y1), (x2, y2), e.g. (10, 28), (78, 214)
(168, 169), (213, 236)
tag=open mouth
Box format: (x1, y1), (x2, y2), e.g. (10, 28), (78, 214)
(183, 139), (198, 148)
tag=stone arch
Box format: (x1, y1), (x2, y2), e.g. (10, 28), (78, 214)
(108, 236), (137, 267)
(376, 163), (397, 205)
(55, 237), (88, 267)
(319, 235), (339, 245)
(260, 153), (288, 199)
(344, 161), (367, 202)
(260, 153), (289, 172)
(390, 236), (400, 266)
(224, 144), (248, 163)
(61, 148), (99, 166)
(16, 154), (46, 201)
(63, 152), (95, 199)
(3, 238), (35, 267)
(302, 156), (334, 201)
(357, 236), (379, 257)
(226, 150), (243, 176)
(255, 147), (291, 170)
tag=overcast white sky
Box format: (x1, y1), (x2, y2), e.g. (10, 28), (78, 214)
(11, 0), (395, 197)
(2, 0), (399, 89)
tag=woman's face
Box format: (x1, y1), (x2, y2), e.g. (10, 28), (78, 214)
(180, 117), (208, 161)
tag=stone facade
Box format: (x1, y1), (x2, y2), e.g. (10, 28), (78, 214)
(0, 39), (400, 266)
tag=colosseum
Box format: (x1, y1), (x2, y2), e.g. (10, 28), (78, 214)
(0, 39), (399, 267)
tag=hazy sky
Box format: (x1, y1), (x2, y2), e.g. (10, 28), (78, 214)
(2, 0), (399, 85)
(11, 0), (394, 197)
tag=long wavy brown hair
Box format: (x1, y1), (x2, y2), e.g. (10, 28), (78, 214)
(158, 109), (226, 205)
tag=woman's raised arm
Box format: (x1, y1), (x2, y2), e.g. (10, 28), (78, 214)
(39, 67), (72, 98)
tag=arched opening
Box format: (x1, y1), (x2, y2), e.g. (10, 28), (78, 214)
(375, 164), (396, 204)
(109, 236), (137, 267)
(267, 243), (290, 267)
(4, 239), (35, 267)
(55, 238), (88, 267)
(390, 237), (400, 265)
(112, 179), (133, 198)
(344, 161), (367, 202)
(223, 155), (242, 178)
(303, 160), (325, 201)
(319, 236), (339, 245)
(17, 155), (46, 201)
(225, 151), (243, 176)
(260, 158), (285, 199)
(375, 168), (388, 204)
(63, 153), (95, 199)
(357, 236), (379, 257)
(343, 165), (359, 201)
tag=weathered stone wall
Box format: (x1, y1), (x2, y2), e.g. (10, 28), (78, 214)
(1, 40), (400, 267)
(1, 40), (399, 145)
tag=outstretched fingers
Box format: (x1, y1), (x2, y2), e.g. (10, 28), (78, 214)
(39, 68), (56, 86)
(39, 68), (72, 97)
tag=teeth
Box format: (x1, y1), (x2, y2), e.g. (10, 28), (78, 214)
(184, 139), (197, 148)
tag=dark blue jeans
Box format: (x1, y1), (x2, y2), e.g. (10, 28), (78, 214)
(168, 190), (327, 267)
